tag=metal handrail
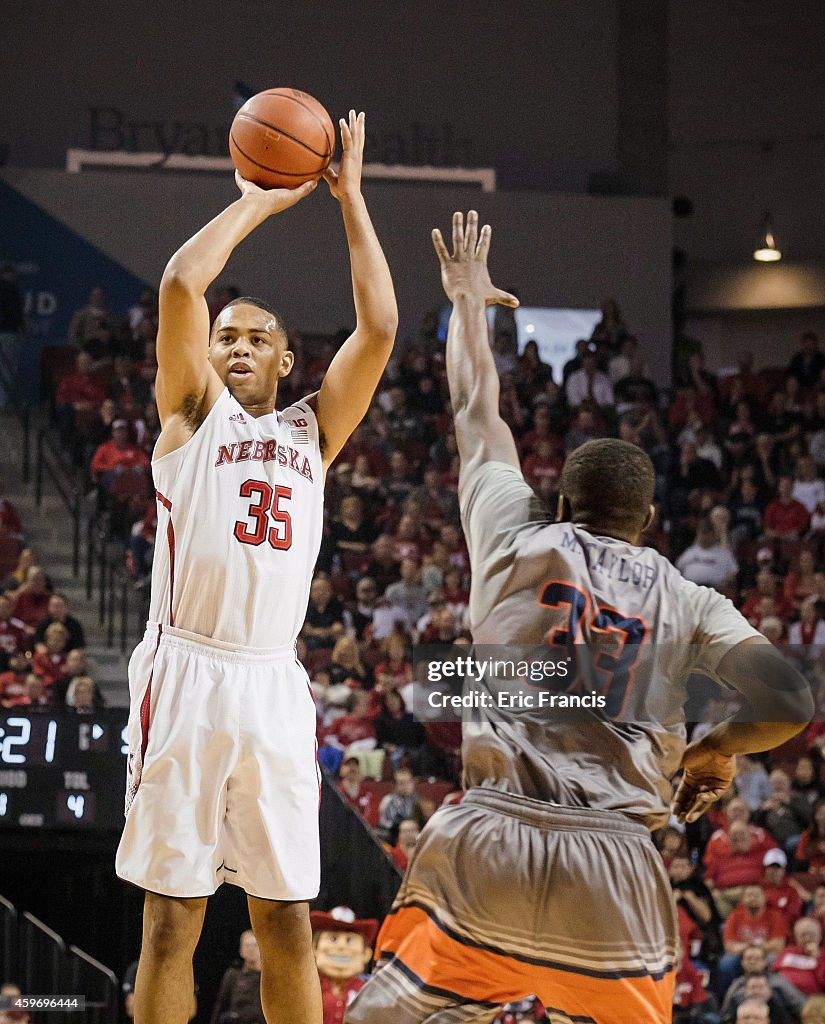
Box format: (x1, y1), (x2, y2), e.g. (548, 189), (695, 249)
(67, 944), (119, 1023)
(111, 564), (147, 654)
(0, 893), (18, 981)
(20, 911), (66, 1002)
(34, 428), (82, 576)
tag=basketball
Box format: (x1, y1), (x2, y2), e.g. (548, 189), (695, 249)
(229, 88), (335, 190)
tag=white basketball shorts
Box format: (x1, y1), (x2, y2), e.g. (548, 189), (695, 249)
(115, 622), (321, 900)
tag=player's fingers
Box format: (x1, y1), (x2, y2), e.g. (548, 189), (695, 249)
(476, 223), (492, 260)
(235, 169), (248, 192)
(355, 111), (366, 151)
(671, 780), (693, 818)
(432, 228), (450, 265)
(284, 179), (318, 204)
(464, 210), (478, 255)
(673, 780), (720, 823)
(494, 289), (520, 308)
(340, 118), (352, 149)
(452, 211), (464, 257)
(684, 793), (717, 824)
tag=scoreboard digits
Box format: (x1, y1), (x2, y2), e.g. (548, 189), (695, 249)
(0, 711), (127, 829)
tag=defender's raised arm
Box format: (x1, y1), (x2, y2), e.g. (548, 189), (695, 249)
(432, 211), (520, 484)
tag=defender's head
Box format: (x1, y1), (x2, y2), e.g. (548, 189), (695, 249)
(208, 297), (293, 407)
(557, 438), (655, 543)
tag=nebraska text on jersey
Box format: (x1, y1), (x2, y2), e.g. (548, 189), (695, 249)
(214, 439), (314, 481)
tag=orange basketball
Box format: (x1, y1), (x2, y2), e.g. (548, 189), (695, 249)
(229, 88), (335, 190)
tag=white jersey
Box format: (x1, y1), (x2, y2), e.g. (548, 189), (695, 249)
(148, 388), (324, 649)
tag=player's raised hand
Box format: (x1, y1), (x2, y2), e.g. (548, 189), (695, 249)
(671, 738), (736, 824)
(324, 110), (365, 201)
(234, 169), (317, 214)
(432, 211), (519, 308)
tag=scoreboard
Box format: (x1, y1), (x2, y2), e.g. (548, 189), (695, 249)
(0, 711), (128, 829)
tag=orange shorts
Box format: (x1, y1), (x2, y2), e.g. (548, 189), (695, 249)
(346, 790), (676, 1024)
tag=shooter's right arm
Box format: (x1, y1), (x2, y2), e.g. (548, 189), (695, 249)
(155, 175), (317, 425)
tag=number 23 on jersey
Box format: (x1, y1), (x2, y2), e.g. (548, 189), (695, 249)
(539, 579), (649, 717)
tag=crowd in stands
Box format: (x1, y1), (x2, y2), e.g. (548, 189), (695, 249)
(0, 546), (104, 711)
(8, 279), (825, 1020)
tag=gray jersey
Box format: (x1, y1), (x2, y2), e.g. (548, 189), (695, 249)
(459, 461), (760, 829)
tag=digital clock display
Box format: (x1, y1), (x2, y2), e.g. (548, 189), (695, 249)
(0, 711), (128, 829)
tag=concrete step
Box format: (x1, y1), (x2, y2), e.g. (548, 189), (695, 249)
(0, 409), (136, 694)
(86, 645), (130, 708)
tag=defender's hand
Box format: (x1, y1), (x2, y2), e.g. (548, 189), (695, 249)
(234, 170), (317, 214)
(432, 211), (519, 307)
(672, 740), (736, 824)
(324, 110), (365, 202)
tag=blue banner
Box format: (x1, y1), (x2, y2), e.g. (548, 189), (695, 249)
(0, 179), (148, 402)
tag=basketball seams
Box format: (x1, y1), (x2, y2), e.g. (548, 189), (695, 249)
(235, 110), (331, 161)
(229, 86), (334, 189)
(229, 133), (325, 178)
(260, 88), (335, 156)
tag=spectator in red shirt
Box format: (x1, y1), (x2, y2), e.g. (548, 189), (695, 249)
(390, 817), (420, 873)
(762, 849), (804, 928)
(764, 476), (811, 541)
(55, 351), (107, 455)
(668, 385), (716, 431)
(0, 650), (31, 707)
(324, 690), (377, 751)
(672, 944), (711, 1022)
(741, 569), (794, 627)
(336, 756), (378, 827)
(12, 566), (52, 629)
(784, 549), (820, 612)
(391, 513), (426, 564)
(0, 592), (30, 671)
(522, 436), (564, 490)
(372, 634), (414, 695)
(705, 818), (777, 917)
(718, 885), (789, 995)
(773, 917), (825, 997)
(19, 672), (54, 710)
(90, 419), (151, 488)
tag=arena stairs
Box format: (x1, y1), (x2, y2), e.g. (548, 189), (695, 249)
(0, 408), (130, 708)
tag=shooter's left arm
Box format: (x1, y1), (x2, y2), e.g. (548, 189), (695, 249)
(310, 111), (398, 470)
